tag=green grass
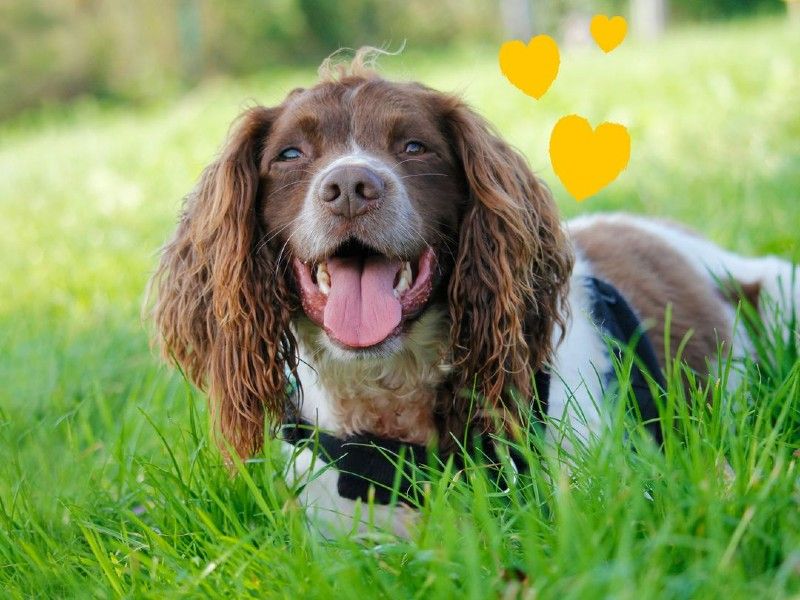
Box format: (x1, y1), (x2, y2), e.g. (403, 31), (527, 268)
(1, 16), (799, 599)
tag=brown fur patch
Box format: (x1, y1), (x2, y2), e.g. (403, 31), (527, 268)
(720, 279), (761, 313)
(572, 221), (733, 377)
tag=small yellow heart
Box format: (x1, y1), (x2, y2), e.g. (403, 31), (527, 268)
(549, 115), (630, 201)
(499, 35), (560, 100)
(590, 15), (627, 53)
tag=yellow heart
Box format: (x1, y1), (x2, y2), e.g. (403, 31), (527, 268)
(499, 35), (560, 100)
(590, 15), (627, 53)
(549, 115), (630, 201)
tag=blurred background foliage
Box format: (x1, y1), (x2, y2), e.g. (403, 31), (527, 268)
(0, 0), (789, 121)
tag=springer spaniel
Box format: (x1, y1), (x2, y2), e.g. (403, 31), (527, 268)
(151, 49), (800, 537)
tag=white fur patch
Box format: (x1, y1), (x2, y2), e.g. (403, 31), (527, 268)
(545, 255), (612, 450)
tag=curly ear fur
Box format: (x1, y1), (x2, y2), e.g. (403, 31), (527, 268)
(150, 106), (298, 458)
(441, 98), (573, 429)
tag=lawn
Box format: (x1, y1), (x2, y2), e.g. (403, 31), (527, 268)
(1, 17), (799, 599)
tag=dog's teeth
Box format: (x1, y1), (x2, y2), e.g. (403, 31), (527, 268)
(316, 262), (330, 295)
(394, 261), (412, 296)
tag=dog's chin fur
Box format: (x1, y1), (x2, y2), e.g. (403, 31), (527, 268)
(316, 328), (406, 362)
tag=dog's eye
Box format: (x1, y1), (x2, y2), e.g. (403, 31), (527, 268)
(277, 147), (303, 161)
(403, 141), (426, 155)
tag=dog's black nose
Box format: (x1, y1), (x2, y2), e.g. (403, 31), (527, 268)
(318, 164), (385, 218)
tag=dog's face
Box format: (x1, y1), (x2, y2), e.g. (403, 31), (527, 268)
(261, 79), (465, 356)
(152, 55), (572, 457)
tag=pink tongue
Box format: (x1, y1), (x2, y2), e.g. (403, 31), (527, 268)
(324, 255), (403, 348)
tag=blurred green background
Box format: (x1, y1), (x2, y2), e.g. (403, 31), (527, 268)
(1, 0), (800, 595)
(0, 0), (792, 119)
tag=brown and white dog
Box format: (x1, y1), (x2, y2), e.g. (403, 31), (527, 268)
(151, 49), (799, 536)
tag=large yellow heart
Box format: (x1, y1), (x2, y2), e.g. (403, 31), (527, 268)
(590, 15), (627, 53)
(549, 115), (630, 201)
(499, 35), (560, 100)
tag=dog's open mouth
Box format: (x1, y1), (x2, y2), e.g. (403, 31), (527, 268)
(293, 240), (436, 349)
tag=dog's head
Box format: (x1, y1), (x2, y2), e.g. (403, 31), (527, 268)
(151, 49), (572, 457)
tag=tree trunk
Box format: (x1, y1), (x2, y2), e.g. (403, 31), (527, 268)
(500, 0), (533, 40)
(630, 0), (666, 40)
(789, 1), (800, 26)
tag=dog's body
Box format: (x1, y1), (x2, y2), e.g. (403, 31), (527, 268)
(151, 50), (799, 537)
(288, 212), (798, 536)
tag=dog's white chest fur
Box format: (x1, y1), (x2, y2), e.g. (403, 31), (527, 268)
(294, 308), (451, 445)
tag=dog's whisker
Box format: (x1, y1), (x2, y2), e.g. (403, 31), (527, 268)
(274, 228), (302, 278)
(392, 157), (427, 168)
(399, 173), (449, 179)
(254, 216), (302, 255)
(267, 179), (310, 196)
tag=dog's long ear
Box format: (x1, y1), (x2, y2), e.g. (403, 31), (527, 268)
(150, 106), (298, 458)
(440, 97), (573, 426)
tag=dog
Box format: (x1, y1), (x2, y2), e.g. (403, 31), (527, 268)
(150, 48), (799, 537)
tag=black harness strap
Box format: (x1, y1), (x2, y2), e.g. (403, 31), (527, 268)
(282, 277), (665, 504)
(586, 277), (665, 445)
